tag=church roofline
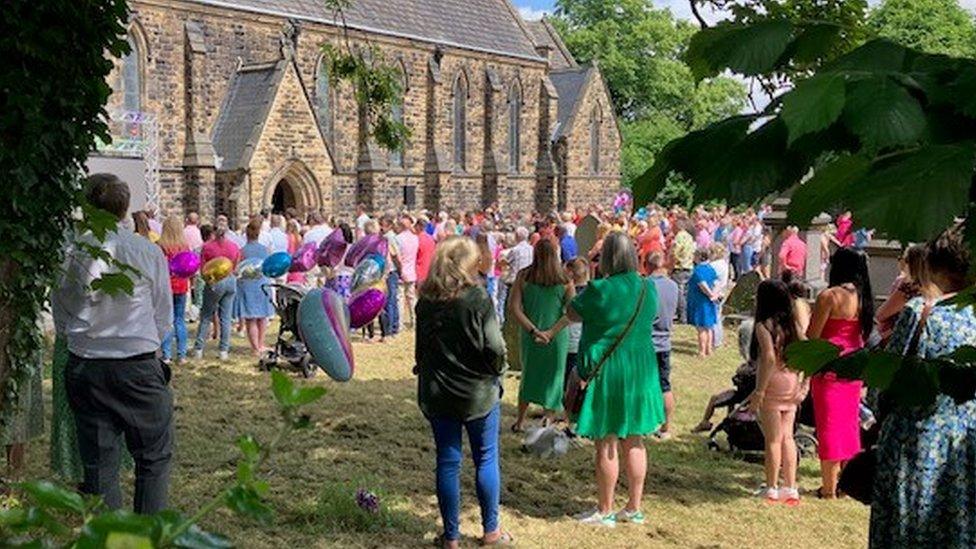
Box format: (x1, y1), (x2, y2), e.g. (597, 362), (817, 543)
(183, 0), (549, 65)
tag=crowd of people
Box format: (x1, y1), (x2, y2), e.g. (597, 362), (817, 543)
(5, 172), (972, 549)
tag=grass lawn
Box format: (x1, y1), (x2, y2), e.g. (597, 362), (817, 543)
(22, 324), (868, 547)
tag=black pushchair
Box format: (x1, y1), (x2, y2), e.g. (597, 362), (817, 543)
(706, 363), (819, 459)
(258, 283), (315, 378)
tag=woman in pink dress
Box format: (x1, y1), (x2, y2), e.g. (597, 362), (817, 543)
(834, 211), (855, 248)
(807, 247), (874, 498)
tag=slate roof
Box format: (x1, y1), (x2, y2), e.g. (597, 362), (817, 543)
(211, 61), (286, 171)
(525, 18), (577, 70)
(549, 65), (592, 140)
(190, 0), (542, 61)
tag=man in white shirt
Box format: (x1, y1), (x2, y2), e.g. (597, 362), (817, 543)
(354, 203), (371, 238)
(216, 214), (245, 247)
(302, 212), (332, 247)
(52, 173), (174, 514)
(266, 214), (289, 254)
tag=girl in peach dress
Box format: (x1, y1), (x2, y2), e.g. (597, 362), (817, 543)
(749, 278), (809, 505)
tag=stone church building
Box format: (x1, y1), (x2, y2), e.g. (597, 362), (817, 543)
(101, 0), (621, 223)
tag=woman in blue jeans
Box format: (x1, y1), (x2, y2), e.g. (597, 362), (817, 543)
(415, 237), (512, 547)
(194, 226), (240, 361)
(158, 217), (191, 363)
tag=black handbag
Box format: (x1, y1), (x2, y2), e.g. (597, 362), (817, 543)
(838, 303), (932, 505)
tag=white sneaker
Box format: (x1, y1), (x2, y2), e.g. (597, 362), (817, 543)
(615, 508), (646, 524)
(219, 350), (229, 361)
(576, 508), (616, 528)
(781, 487), (800, 506)
(762, 486), (780, 503)
(194, 349), (203, 360)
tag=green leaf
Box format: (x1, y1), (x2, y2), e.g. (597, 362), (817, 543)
(105, 532), (153, 549)
(782, 73), (847, 144)
(790, 23), (844, 65)
(81, 202), (121, 241)
(271, 371), (295, 408)
(686, 21), (794, 80)
(224, 486), (273, 525)
(91, 272), (135, 296)
(938, 364), (976, 405)
(842, 75), (926, 151)
(173, 524), (234, 549)
(237, 435), (260, 461)
(846, 144), (974, 243)
(17, 480), (85, 514)
(862, 351), (903, 391)
(787, 155), (871, 226)
(828, 39), (907, 72)
(887, 357), (940, 409)
(77, 511), (156, 549)
(292, 386), (326, 407)
(786, 340), (841, 376)
(948, 345), (976, 365)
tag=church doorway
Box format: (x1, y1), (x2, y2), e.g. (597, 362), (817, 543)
(271, 179), (297, 214)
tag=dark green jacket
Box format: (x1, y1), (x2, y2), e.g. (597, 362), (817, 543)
(415, 285), (508, 421)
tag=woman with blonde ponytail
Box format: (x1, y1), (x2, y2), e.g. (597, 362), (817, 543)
(158, 217), (190, 363)
(415, 236), (511, 548)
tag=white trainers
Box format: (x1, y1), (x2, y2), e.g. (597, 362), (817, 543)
(219, 350), (229, 361)
(576, 508), (616, 528)
(781, 487), (800, 506)
(762, 486), (780, 503)
(615, 508), (646, 524)
(194, 349), (203, 360)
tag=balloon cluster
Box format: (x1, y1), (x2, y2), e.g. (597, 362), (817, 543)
(289, 231), (391, 382)
(613, 189), (633, 214)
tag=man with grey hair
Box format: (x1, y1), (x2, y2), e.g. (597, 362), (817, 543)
(498, 226), (533, 323)
(52, 173), (174, 514)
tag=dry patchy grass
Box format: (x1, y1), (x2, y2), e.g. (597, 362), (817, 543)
(23, 325), (868, 547)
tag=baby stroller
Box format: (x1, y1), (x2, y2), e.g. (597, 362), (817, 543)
(258, 283), (315, 378)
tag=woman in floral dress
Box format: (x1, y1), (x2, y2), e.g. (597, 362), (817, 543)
(871, 229), (976, 547)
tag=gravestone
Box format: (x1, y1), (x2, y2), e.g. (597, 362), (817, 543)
(575, 214), (601, 258)
(724, 271), (762, 318)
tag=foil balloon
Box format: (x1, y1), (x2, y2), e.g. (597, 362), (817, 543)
(298, 288), (354, 382)
(351, 256), (384, 293)
(201, 257), (233, 284)
(316, 230), (349, 268)
(347, 287), (386, 329)
(236, 257), (264, 280)
(344, 234), (388, 268)
(262, 251), (292, 278)
(169, 251), (201, 278)
(290, 242), (318, 273)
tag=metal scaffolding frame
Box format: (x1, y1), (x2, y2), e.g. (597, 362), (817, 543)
(95, 110), (160, 207)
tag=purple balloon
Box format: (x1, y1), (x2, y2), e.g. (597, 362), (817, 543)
(348, 288), (386, 329)
(290, 242), (318, 273)
(316, 230), (349, 268)
(169, 251), (201, 278)
(344, 235), (388, 268)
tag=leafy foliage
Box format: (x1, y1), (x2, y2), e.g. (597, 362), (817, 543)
(870, 0), (976, 58)
(0, 373), (325, 547)
(639, 5), (976, 406)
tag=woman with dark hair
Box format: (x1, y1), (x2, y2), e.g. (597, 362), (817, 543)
(807, 246), (874, 498)
(509, 239), (574, 431)
(748, 280), (806, 505)
(870, 228), (976, 547)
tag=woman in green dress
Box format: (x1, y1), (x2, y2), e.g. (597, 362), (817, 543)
(543, 231), (664, 527)
(508, 238), (575, 432)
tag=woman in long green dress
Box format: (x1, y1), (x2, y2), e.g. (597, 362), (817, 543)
(508, 239), (574, 432)
(542, 232), (664, 527)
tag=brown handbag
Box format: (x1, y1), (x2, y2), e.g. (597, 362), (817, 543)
(563, 281), (647, 416)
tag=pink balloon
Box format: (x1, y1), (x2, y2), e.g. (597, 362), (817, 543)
(316, 230), (349, 268)
(344, 235), (388, 268)
(169, 251), (201, 278)
(290, 242), (318, 273)
(347, 288), (386, 329)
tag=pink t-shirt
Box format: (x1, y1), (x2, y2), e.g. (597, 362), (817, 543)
(396, 230), (420, 283)
(183, 225), (203, 251)
(778, 234), (807, 275)
(201, 238), (240, 266)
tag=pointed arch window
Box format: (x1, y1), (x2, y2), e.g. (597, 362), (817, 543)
(315, 58), (335, 144)
(508, 83), (522, 174)
(121, 34), (142, 113)
(589, 105), (602, 175)
(453, 74), (467, 172)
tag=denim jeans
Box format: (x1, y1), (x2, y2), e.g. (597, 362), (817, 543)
(495, 283), (510, 325)
(195, 276), (236, 352)
(428, 404), (501, 541)
(380, 271), (400, 337)
(161, 293), (187, 361)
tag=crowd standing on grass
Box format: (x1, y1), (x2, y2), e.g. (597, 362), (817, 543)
(7, 172), (976, 549)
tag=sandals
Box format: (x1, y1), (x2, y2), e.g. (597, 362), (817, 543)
(815, 487), (836, 500)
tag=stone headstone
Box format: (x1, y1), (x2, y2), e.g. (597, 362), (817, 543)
(575, 214), (601, 258)
(724, 271), (762, 317)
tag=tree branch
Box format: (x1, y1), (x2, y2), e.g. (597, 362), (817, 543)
(689, 0), (709, 29)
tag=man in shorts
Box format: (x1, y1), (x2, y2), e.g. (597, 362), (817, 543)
(648, 253), (679, 440)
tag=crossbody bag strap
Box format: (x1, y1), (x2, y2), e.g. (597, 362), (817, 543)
(588, 279), (647, 381)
